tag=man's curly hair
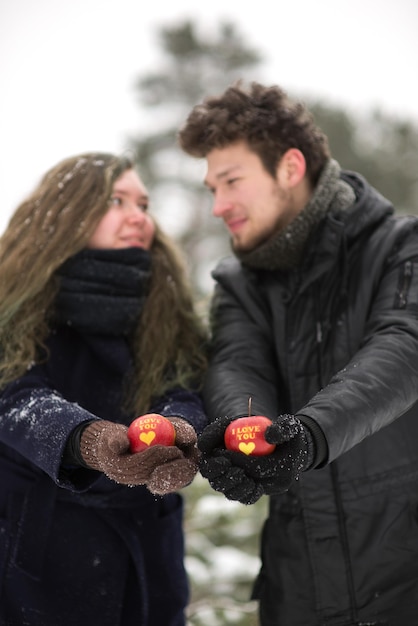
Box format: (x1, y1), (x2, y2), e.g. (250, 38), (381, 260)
(178, 81), (330, 185)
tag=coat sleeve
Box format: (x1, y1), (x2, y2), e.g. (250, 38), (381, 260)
(0, 368), (100, 485)
(151, 387), (208, 434)
(203, 259), (281, 423)
(299, 239), (418, 462)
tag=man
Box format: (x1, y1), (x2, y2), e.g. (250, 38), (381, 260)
(178, 82), (418, 625)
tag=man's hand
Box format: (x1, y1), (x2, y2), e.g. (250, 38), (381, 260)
(198, 414), (313, 504)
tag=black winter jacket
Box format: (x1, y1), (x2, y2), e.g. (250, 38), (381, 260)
(204, 172), (418, 625)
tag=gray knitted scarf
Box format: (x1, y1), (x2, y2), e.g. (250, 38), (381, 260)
(235, 159), (355, 271)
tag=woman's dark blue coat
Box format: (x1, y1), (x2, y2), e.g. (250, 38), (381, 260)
(0, 325), (207, 626)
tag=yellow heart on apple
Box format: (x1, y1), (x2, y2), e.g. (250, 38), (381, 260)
(238, 442), (256, 455)
(139, 431), (156, 446)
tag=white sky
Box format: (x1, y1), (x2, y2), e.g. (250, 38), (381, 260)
(1, 0), (417, 235)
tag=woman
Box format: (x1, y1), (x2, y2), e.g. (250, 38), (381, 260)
(0, 152), (208, 626)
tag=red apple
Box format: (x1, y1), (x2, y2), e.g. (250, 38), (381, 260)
(128, 413), (176, 453)
(224, 416), (275, 456)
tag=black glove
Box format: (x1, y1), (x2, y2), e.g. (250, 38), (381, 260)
(79, 419), (196, 494)
(198, 414), (313, 505)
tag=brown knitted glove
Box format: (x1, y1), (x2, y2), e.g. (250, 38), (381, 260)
(79, 420), (183, 486)
(169, 417), (198, 457)
(146, 417), (199, 496)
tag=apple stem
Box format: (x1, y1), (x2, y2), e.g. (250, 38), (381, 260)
(248, 396), (252, 417)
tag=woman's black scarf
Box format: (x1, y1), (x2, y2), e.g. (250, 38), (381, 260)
(54, 248), (152, 336)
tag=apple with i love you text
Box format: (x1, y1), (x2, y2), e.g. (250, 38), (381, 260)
(128, 414), (176, 453)
(224, 416), (276, 456)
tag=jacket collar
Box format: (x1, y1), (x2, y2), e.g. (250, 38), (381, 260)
(294, 173), (394, 294)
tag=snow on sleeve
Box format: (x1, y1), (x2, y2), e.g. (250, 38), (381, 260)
(0, 383), (99, 481)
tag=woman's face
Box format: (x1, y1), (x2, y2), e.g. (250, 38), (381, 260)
(87, 169), (156, 250)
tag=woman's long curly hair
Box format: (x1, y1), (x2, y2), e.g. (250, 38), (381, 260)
(0, 152), (207, 415)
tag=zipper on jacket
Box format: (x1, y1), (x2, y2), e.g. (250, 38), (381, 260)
(395, 260), (413, 309)
(316, 321), (322, 345)
(315, 278), (358, 620)
(316, 320), (324, 387)
(331, 463), (359, 623)
(314, 291), (324, 388)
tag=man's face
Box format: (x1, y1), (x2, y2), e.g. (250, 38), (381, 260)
(205, 141), (301, 251)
